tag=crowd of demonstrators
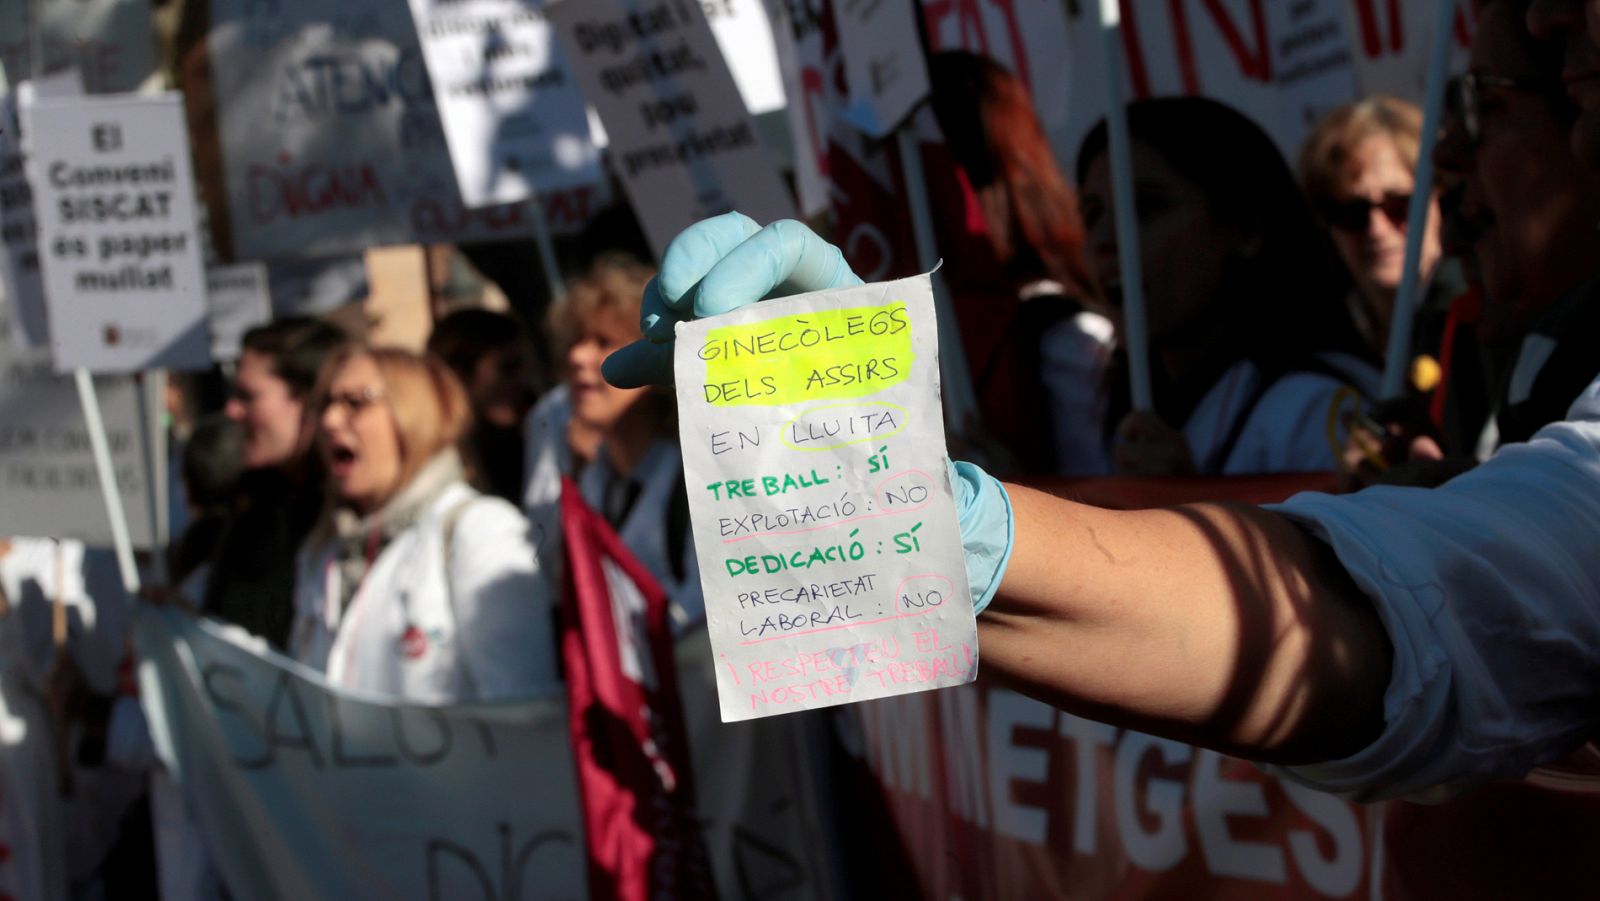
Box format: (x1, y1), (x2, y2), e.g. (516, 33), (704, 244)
(17, 0), (1600, 894)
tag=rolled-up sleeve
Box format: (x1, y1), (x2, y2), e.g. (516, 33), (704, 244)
(1265, 379), (1600, 800)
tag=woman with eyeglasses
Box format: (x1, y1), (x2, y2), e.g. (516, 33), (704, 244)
(290, 346), (558, 702)
(1076, 97), (1379, 476)
(1299, 96), (1455, 362)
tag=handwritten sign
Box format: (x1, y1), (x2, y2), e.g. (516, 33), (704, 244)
(407, 0), (599, 209)
(674, 273), (977, 722)
(0, 69), (81, 350)
(833, 0), (930, 137)
(24, 92), (208, 372)
(0, 0), (157, 94)
(0, 292), (154, 547)
(135, 608), (587, 900)
(546, 0), (796, 259)
(205, 262), (271, 363)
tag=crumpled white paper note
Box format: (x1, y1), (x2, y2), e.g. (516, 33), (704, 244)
(673, 272), (978, 722)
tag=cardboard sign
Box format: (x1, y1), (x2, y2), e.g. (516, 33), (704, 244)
(547, 0), (796, 259)
(205, 262), (271, 362)
(0, 293), (154, 547)
(0, 0), (157, 94)
(407, 0), (599, 208)
(834, 0), (931, 137)
(0, 69), (81, 350)
(673, 273), (977, 722)
(24, 92), (209, 372)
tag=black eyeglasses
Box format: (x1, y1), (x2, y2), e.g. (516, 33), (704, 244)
(1319, 192), (1412, 235)
(317, 386), (386, 418)
(1446, 71), (1558, 145)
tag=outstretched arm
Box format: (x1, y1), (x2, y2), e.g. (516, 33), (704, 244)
(980, 483), (1391, 764)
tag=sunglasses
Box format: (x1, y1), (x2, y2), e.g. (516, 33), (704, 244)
(1446, 71), (1559, 145)
(1319, 192), (1411, 235)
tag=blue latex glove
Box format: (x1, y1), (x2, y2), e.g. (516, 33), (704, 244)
(601, 212), (863, 388)
(948, 459), (1014, 614)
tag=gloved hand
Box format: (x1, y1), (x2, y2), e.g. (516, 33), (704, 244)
(947, 459), (1014, 615)
(601, 212), (863, 388)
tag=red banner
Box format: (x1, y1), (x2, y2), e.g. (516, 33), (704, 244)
(559, 479), (717, 901)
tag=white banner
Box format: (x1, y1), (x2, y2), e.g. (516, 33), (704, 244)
(0, 0), (157, 95)
(205, 262), (271, 363)
(407, 0), (599, 209)
(25, 92), (210, 373)
(0, 294), (154, 548)
(547, 0), (796, 259)
(135, 608), (588, 901)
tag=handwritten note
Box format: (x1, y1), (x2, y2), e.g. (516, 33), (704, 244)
(675, 273), (977, 722)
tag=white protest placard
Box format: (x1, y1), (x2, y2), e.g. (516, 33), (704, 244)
(1267, 0), (1360, 139)
(834, 0), (931, 137)
(134, 608), (587, 900)
(705, 0), (787, 116)
(673, 273), (977, 722)
(0, 68), (81, 350)
(0, 0), (157, 94)
(407, 0), (599, 209)
(25, 92), (209, 373)
(0, 292), (154, 547)
(205, 262), (271, 363)
(547, 0), (796, 259)
(206, 0), (548, 259)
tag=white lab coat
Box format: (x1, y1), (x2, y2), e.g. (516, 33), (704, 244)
(291, 481), (558, 703)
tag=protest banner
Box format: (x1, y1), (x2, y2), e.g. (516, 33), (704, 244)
(406, 0), (599, 209)
(204, 262), (271, 363)
(1342, 0), (1475, 101)
(0, 68), (81, 350)
(673, 273), (976, 721)
(135, 607), (588, 901)
(200, 0), (575, 260)
(0, 294), (154, 548)
(547, 0), (796, 259)
(834, 0), (932, 137)
(0, 0), (156, 94)
(24, 92), (209, 373)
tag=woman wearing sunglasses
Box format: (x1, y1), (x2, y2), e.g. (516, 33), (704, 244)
(1300, 97), (1452, 362)
(290, 346), (558, 702)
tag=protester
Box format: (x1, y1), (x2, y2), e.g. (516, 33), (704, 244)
(605, 202), (1600, 803)
(546, 256), (699, 623)
(1348, 0), (1600, 482)
(928, 51), (1113, 475)
(1299, 96), (1457, 362)
(211, 316), (347, 648)
(427, 308), (542, 504)
(168, 415), (246, 599)
(1075, 98), (1378, 475)
(291, 346), (557, 702)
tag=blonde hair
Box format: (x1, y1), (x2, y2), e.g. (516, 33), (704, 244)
(310, 345), (473, 495)
(546, 254), (655, 353)
(1299, 96), (1424, 204)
